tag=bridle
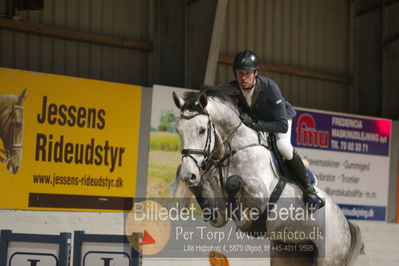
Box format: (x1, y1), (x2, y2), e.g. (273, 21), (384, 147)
(0, 104), (24, 164)
(179, 107), (249, 178)
(179, 104), (272, 186)
(180, 110), (218, 173)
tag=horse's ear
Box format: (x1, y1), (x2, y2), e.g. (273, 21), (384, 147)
(198, 93), (208, 109)
(17, 88), (28, 105)
(172, 91), (184, 110)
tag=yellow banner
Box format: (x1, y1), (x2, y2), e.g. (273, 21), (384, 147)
(0, 67), (141, 211)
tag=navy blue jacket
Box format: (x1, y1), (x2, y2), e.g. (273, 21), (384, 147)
(231, 75), (296, 133)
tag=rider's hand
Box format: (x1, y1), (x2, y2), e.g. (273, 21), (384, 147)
(239, 113), (257, 129)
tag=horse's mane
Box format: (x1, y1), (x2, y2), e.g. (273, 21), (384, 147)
(182, 84), (241, 113)
(0, 94), (18, 114)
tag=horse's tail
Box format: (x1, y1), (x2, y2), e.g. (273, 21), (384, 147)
(346, 219), (365, 265)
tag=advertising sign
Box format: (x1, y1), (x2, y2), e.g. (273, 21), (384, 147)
(292, 108), (391, 221)
(147, 85), (193, 198)
(0, 67), (141, 211)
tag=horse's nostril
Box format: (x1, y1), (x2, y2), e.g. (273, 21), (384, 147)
(190, 174), (197, 182)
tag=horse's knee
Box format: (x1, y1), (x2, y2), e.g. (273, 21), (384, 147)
(225, 175), (244, 196)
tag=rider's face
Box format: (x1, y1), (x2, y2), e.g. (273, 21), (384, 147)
(235, 70), (258, 89)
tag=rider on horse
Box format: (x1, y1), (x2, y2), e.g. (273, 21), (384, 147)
(230, 50), (325, 211)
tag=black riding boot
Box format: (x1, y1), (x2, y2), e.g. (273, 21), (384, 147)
(286, 150), (325, 212)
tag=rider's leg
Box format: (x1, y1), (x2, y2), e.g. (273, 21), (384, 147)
(276, 120), (325, 211)
(286, 150), (325, 211)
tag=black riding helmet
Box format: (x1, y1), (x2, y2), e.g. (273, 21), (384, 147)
(233, 50), (260, 71)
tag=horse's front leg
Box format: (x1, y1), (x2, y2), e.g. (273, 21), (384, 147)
(225, 175), (245, 221)
(188, 185), (218, 222)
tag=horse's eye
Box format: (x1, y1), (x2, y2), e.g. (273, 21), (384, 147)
(199, 127), (206, 135)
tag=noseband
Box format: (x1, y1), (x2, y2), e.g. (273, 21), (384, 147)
(0, 104), (24, 164)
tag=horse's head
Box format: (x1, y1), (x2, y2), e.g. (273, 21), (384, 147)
(173, 92), (215, 187)
(0, 89), (28, 174)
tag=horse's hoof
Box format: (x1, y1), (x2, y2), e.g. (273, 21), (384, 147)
(306, 196), (325, 213)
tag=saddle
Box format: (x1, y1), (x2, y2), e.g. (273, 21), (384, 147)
(266, 133), (317, 187)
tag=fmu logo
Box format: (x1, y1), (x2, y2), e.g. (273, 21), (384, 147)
(295, 113), (329, 148)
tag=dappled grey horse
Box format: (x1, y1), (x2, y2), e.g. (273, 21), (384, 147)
(0, 89), (28, 174)
(173, 86), (364, 266)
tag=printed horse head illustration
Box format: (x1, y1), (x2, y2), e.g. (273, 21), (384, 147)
(0, 89), (28, 174)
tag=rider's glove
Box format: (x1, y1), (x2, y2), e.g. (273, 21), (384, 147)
(239, 113), (257, 130)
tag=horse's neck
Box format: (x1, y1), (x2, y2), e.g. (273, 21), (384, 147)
(207, 100), (258, 146)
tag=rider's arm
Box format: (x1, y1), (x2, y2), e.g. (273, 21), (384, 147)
(255, 110), (288, 133)
(254, 80), (288, 133)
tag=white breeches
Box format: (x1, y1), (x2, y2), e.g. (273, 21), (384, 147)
(275, 119), (294, 160)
